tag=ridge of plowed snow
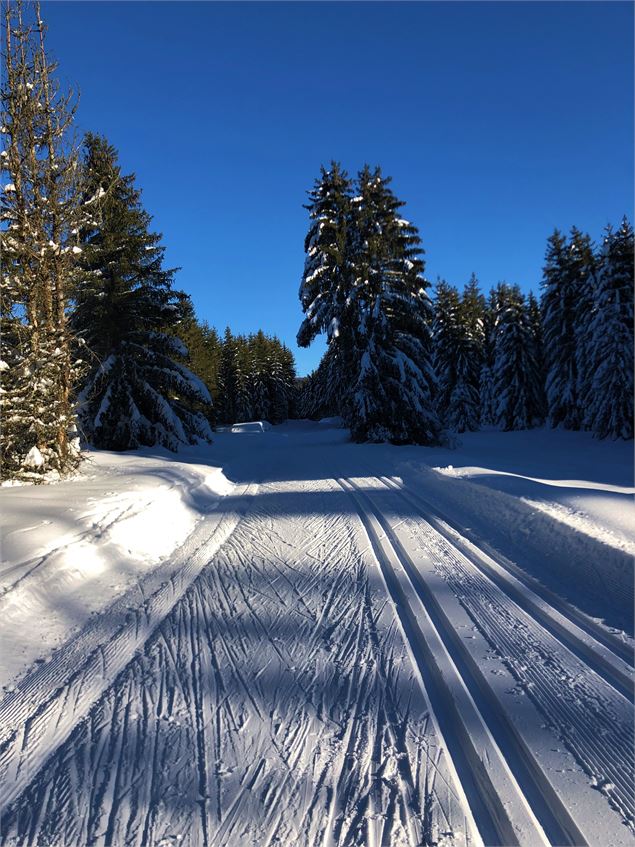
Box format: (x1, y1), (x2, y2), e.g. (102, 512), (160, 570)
(0, 447), (234, 691)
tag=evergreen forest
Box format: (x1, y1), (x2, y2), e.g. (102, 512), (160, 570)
(1, 2), (632, 482)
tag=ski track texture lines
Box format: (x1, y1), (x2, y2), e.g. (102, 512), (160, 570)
(0, 424), (633, 847)
(0, 480), (469, 847)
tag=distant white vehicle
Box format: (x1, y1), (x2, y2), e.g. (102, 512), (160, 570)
(230, 420), (273, 433)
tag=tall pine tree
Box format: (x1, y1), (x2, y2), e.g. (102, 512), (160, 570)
(432, 279), (461, 424)
(479, 289), (497, 426)
(346, 166), (440, 443)
(449, 276), (484, 432)
(541, 227), (593, 429)
(73, 134), (212, 450)
(527, 290), (547, 422)
(298, 164), (440, 443)
(492, 284), (543, 431)
(432, 276), (483, 432)
(298, 344), (343, 421)
(297, 162), (352, 347)
(581, 219), (634, 439)
(297, 163), (353, 414)
(216, 327), (240, 424)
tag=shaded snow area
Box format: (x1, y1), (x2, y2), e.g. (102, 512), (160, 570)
(0, 421), (633, 847)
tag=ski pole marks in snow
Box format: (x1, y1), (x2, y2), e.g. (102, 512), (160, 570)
(0, 486), (254, 817)
(1, 422), (633, 847)
(1, 479), (469, 847)
(342, 475), (633, 845)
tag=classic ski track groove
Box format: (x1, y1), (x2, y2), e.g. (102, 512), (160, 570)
(381, 474), (634, 668)
(338, 477), (561, 847)
(1, 477), (470, 847)
(372, 474), (635, 823)
(346, 474), (634, 842)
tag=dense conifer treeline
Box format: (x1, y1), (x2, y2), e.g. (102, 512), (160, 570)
(298, 164), (633, 443)
(215, 329), (297, 426)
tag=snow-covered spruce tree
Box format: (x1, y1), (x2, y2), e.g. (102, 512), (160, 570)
(216, 328), (239, 424)
(246, 331), (270, 421)
(581, 219), (634, 439)
(492, 284), (543, 431)
(1, 1), (85, 481)
(297, 162), (353, 416)
(479, 289), (497, 426)
(266, 340), (296, 424)
(72, 134), (212, 450)
(432, 279), (461, 423)
(454, 273), (485, 431)
(297, 372), (317, 419)
(297, 345), (342, 420)
(541, 227), (594, 430)
(569, 229), (597, 420)
(281, 343), (298, 418)
(432, 276), (482, 432)
(298, 162), (352, 348)
(347, 166), (440, 444)
(527, 290), (547, 422)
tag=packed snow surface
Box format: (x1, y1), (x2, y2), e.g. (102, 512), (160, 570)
(0, 447), (234, 690)
(0, 421), (633, 846)
(318, 415), (346, 427)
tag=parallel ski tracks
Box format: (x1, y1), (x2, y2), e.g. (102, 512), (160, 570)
(337, 474), (634, 847)
(2, 478), (468, 847)
(380, 474), (634, 675)
(1, 471), (633, 847)
(0, 484), (257, 817)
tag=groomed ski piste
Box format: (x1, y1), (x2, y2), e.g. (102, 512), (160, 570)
(0, 420), (633, 847)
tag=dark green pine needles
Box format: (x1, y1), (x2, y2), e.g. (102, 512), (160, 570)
(73, 134), (213, 451)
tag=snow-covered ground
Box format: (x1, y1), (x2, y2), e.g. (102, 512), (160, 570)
(0, 421), (632, 846)
(0, 448), (235, 691)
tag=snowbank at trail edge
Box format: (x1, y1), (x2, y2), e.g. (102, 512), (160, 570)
(0, 445), (234, 691)
(424, 427), (634, 552)
(392, 427), (634, 634)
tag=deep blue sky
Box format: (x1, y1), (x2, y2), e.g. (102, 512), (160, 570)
(42, 1), (633, 375)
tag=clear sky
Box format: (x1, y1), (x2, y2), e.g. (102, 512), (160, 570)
(42, 1), (633, 376)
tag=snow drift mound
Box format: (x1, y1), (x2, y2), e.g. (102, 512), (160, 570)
(0, 448), (234, 690)
(400, 461), (634, 636)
